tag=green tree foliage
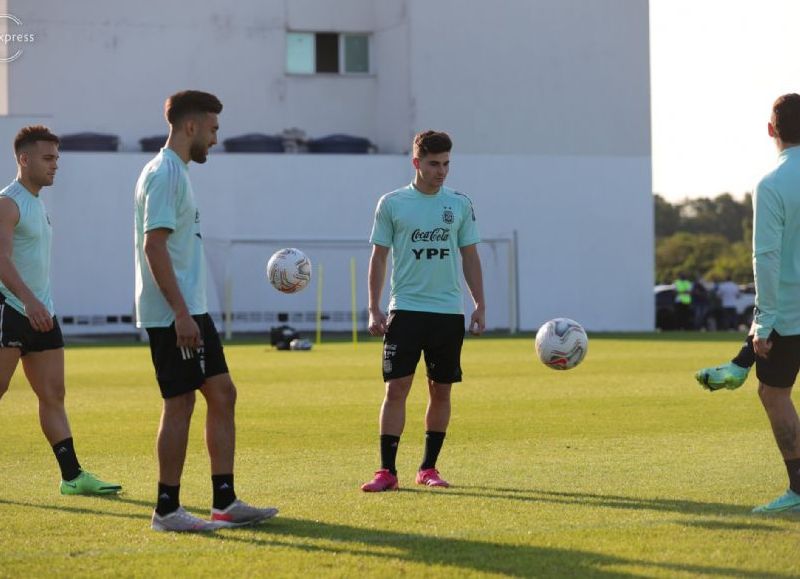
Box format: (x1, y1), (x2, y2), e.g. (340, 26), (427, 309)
(705, 241), (752, 283)
(655, 232), (728, 283)
(654, 194), (753, 284)
(654, 194), (680, 238)
(678, 193), (752, 243)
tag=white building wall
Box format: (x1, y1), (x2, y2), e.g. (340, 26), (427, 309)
(407, 0), (651, 157)
(0, 0), (654, 333)
(0, 145), (652, 333)
(5, 0), (649, 157)
(8, 0), (383, 150)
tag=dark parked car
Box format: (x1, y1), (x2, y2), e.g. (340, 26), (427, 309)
(655, 283), (755, 330)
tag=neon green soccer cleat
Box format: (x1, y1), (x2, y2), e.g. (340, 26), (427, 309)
(60, 471), (122, 496)
(752, 489), (800, 514)
(695, 362), (750, 391)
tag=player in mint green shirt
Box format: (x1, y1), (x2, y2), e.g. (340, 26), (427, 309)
(697, 94), (800, 514)
(136, 91), (277, 532)
(0, 126), (120, 496)
(361, 130), (485, 492)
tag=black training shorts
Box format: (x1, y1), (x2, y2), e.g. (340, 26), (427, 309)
(755, 331), (800, 389)
(146, 313), (229, 399)
(0, 297), (63, 355)
(382, 310), (465, 383)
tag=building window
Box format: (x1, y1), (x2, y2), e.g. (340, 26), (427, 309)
(286, 32), (370, 75)
(286, 33), (315, 74)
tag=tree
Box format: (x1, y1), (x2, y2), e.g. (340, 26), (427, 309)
(680, 193), (751, 242)
(653, 193), (754, 284)
(654, 194), (680, 238)
(655, 232), (730, 284)
(705, 241), (752, 283)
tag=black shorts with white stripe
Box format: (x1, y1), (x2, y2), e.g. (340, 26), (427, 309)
(0, 294), (63, 355)
(145, 313), (229, 399)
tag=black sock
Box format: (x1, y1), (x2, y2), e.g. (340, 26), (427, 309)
(156, 483), (180, 516)
(52, 437), (81, 481)
(786, 458), (800, 494)
(420, 431), (446, 471)
(212, 474), (237, 510)
(731, 335), (756, 369)
(380, 434), (400, 475)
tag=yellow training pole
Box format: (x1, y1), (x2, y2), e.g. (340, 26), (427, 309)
(315, 263), (323, 345)
(350, 257), (358, 345)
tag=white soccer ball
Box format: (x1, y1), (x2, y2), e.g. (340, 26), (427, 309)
(534, 318), (588, 370)
(267, 248), (312, 294)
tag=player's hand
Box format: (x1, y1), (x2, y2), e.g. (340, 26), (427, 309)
(368, 309), (387, 336)
(174, 312), (201, 349)
(23, 297), (53, 332)
(469, 307), (485, 336)
(754, 334), (772, 359)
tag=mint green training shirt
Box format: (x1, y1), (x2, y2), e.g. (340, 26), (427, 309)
(134, 148), (207, 328)
(753, 145), (800, 339)
(0, 180), (54, 316)
(369, 183), (480, 314)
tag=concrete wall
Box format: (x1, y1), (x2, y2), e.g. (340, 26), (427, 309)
(0, 0), (654, 333)
(407, 0), (651, 157)
(0, 142), (652, 334)
(5, 0), (649, 157)
(8, 0), (383, 150)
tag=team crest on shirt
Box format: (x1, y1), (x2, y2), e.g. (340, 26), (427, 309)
(442, 207), (454, 224)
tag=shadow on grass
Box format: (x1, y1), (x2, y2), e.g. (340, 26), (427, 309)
(203, 516), (791, 578)
(0, 497), (150, 522)
(0, 495), (792, 577)
(453, 486), (798, 524)
(0, 496), (206, 522)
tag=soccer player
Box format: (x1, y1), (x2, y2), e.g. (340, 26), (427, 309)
(135, 91), (278, 531)
(0, 126), (121, 495)
(705, 94), (800, 513)
(361, 130), (485, 492)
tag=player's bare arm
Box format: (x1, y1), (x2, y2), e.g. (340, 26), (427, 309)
(368, 244), (390, 336)
(143, 227), (200, 348)
(460, 243), (485, 335)
(0, 197), (52, 332)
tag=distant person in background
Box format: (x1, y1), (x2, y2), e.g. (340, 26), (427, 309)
(691, 276), (710, 330)
(135, 91), (277, 531)
(0, 126), (121, 496)
(673, 273), (693, 330)
(696, 93), (800, 514)
(716, 275), (740, 330)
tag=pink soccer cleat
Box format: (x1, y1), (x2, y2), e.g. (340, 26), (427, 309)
(415, 468), (450, 488)
(360, 469), (399, 492)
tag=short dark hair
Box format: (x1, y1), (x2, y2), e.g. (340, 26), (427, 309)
(413, 130), (452, 158)
(164, 90), (223, 126)
(772, 93), (800, 144)
(14, 125), (59, 153)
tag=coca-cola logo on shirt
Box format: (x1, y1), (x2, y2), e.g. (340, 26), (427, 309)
(411, 228), (450, 242)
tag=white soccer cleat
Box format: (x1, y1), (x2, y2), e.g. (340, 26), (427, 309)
(211, 499), (279, 527)
(151, 507), (225, 532)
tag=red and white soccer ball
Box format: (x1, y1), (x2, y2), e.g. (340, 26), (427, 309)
(267, 248), (312, 294)
(534, 318), (588, 370)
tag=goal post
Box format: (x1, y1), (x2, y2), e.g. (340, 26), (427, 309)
(204, 234), (519, 340)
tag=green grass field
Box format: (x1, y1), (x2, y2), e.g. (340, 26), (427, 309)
(1, 333), (799, 578)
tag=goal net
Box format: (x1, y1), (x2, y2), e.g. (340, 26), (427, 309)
(205, 235), (518, 339)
